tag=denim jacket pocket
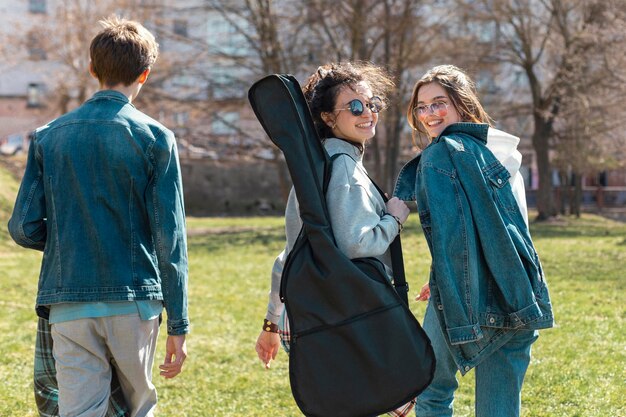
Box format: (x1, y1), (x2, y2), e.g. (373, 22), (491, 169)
(485, 163), (518, 213)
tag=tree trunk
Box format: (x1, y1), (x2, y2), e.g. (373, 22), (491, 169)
(369, 128), (382, 182)
(383, 99), (403, 192)
(531, 117), (555, 220)
(572, 172), (582, 218)
(255, 0), (291, 201)
(557, 171), (568, 215)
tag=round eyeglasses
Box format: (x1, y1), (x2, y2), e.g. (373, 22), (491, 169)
(414, 101), (449, 118)
(336, 96), (383, 116)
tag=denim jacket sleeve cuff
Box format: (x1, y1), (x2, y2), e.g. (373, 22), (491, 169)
(507, 302), (544, 327)
(446, 323), (483, 345)
(166, 318), (190, 335)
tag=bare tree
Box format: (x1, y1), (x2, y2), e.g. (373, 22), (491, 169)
(292, 0), (444, 190)
(142, 0), (317, 200)
(161, 0), (446, 194)
(131, 0), (456, 199)
(551, 1), (626, 216)
(207, 0), (314, 199)
(457, 0), (626, 220)
(28, 1), (147, 113)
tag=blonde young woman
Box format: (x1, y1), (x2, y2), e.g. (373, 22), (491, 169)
(394, 65), (554, 417)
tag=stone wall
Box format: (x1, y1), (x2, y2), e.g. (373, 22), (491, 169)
(181, 158), (287, 216)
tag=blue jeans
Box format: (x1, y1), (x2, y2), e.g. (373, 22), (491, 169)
(415, 302), (539, 417)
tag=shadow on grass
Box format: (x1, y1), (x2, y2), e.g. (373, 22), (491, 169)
(531, 226), (619, 239)
(530, 216), (626, 239)
(188, 226), (285, 252)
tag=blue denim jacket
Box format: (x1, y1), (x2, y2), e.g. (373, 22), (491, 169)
(394, 123), (553, 372)
(8, 90), (189, 335)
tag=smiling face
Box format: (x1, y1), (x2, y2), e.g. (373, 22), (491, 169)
(416, 82), (462, 139)
(322, 82), (378, 144)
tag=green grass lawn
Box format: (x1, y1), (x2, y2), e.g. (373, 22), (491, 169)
(1, 167), (625, 416)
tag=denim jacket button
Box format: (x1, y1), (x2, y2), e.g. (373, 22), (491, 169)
(437, 304), (444, 310)
(489, 317), (495, 324)
(464, 366), (470, 372)
(497, 178), (502, 184)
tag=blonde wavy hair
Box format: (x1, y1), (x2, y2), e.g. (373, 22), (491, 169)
(407, 65), (493, 147)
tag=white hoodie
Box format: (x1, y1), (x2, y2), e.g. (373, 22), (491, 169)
(486, 128), (529, 226)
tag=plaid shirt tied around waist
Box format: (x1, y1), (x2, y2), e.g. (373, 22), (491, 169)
(34, 317), (130, 417)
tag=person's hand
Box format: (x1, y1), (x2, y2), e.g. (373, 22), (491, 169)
(159, 335), (187, 379)
(386, 197), (410, 224)
(415, 282), (430, 301)
(255, 330), (281, 369)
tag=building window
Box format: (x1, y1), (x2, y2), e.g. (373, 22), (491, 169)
(173, 19), (188, 37)
(174, 112), (189, 127)
(29, 0), (47, 14)
(209, 66), (247, 99)
(205, 15), (249, 56)
(27, 83), (43, 107)
(211, 112), (239, 135)
(27, 31), (47, 60)
(172, 75), (193, 87)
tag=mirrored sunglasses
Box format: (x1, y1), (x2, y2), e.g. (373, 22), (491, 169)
(337, 96), (384, 116)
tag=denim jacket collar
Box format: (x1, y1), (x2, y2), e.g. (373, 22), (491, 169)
(393, 154), (420, 201)
(87, 89), (136, 108)
(433, 122), (489, 144)
(393, 123), (490, 201)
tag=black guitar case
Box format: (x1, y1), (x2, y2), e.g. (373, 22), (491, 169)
(248, 74), (435, 417)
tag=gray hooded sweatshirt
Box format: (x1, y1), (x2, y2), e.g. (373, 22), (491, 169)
(265, 138), (400, 323)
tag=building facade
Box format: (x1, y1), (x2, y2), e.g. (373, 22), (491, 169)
(1, 0), (623, 214)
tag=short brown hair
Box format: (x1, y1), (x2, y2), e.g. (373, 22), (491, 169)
(407, 65), (493, 146)
(90, 16), (159, 87)
(302, 61), (395, 140)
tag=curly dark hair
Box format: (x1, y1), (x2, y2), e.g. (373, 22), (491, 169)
(302, 62), (395, 140)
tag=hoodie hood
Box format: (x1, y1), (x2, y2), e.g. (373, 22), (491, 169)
(486, 127), (529, 226)
(486, 127), (522, 177)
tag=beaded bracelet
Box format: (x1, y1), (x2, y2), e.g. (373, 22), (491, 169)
(389, 214), (404, 233)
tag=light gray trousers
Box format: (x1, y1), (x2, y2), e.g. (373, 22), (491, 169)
(51, 314), (159, 417)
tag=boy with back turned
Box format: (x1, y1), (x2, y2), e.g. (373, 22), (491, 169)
(8, 16), (189, 417)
